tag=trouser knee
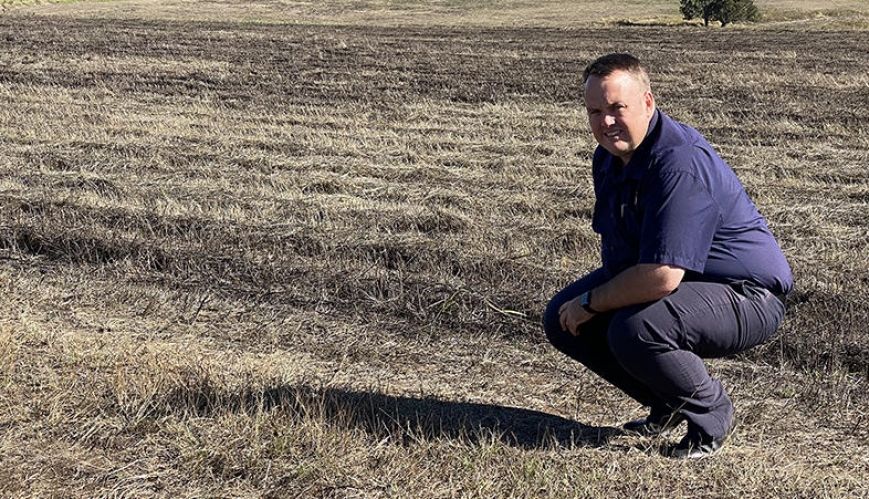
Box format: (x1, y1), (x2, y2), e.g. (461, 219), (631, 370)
(542, 297), (569, 350)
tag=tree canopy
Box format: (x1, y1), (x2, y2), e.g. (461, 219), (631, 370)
(680, 0), (761, 27)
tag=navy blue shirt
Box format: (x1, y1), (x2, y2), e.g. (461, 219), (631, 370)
(591, 110), (793, 294)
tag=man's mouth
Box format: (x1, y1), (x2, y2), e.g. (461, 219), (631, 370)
(604, 130), (621, 139)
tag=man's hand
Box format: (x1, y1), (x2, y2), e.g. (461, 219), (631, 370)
(558, 298), (596, 336)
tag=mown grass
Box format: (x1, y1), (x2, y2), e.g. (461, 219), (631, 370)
(7, 0), (869, 28)
(0, 1), (868, 497)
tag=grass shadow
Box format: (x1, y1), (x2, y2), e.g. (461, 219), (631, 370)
(248, 385), (619, 450)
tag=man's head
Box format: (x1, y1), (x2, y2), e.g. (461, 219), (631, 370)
(582, 53), (656, 165)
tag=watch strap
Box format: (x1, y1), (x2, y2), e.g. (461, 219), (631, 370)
(581, 290), (599, 314)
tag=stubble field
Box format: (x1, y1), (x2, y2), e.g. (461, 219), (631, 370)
(0, 1), (868, 497)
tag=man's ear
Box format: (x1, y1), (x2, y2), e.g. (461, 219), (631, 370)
(645, 91), (655, 113)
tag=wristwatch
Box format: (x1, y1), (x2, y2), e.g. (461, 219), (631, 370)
(579, 290), (599, 314)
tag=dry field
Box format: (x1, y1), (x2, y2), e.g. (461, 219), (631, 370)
(1, 0), (868, 497)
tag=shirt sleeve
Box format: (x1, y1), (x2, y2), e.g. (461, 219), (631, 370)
(638, 166), (720, 273)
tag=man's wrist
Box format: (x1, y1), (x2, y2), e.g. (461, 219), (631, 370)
(579, 290), (600, 314)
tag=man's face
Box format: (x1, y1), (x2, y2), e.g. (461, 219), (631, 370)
(584, 70), (655, 165)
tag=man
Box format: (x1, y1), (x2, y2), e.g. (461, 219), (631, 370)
(543, 53), (792, 458)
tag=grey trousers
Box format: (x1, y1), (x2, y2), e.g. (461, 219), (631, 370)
(543, 268), (786, 438)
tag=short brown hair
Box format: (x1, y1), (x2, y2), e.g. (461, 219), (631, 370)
(582, 53), (651, 90)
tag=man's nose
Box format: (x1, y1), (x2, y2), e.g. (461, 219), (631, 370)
(603, 114), (616, 126)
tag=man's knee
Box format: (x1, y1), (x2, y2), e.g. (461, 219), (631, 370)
(542, 268), (611, 351)
(542, 296), (569, 349)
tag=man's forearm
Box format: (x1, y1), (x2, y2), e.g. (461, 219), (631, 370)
(590, 264), (685, 313)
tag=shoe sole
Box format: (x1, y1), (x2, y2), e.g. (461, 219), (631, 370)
(668, 443), (723, 459)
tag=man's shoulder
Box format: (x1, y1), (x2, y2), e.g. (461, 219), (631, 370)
(648, 112), (719, 174)
(651, 111), (704, 153)
(592, 145), (609, 176)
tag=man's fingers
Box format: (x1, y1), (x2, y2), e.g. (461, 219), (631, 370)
(559, 300), (576, 334)
(561, 312), (574, 334)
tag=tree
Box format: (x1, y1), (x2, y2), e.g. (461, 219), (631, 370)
(680, 0), (760, 27)
(680, 0), (712, 26)
(716, 0), (760, 26)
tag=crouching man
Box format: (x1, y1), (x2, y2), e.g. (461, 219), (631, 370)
(544, 53), (792, 458)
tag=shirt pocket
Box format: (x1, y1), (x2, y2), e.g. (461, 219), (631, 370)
(617, 182), (643, 244)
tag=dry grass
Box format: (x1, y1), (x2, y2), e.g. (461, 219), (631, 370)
(6, 0), (869, 28)
(0, 1), (868, 497)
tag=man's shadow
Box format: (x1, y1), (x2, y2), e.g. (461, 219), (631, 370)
(213, 384), (620, 450)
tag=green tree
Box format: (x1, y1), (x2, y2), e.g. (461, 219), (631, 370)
(680, 0), (711, 26)
(716, 0), (760, 26)
(680, 0), (760, 27)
